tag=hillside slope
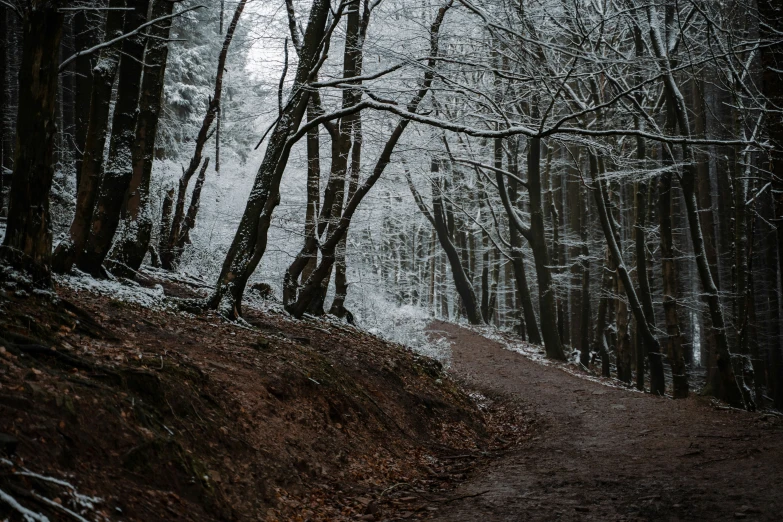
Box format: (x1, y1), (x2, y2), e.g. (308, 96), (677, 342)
(0, 272), (526, 521)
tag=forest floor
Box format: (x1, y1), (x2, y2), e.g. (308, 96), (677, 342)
(2, 266), (782, 522)
(0, 269), (528, 522)
(427, 321), (783, 521)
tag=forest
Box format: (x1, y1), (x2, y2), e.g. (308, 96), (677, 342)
(1, 0), (783, 520)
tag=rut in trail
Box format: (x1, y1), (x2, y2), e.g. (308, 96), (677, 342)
(428, 321), (783, 522)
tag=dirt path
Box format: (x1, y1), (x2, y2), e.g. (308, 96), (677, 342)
(428, 321), (783, 521)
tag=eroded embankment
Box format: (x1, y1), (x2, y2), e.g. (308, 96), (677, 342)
(0, 272), (526, 521)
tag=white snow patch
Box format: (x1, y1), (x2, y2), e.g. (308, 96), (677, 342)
(56, 269), (167, 309)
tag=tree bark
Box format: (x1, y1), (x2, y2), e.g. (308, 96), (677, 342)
(52, 0), (125, 274)
(526, 138), (566, 360)
(285, 2), (454, 319)
(590, 152), (665, 394)
(161, 0), (247, 270)
(209, 0), (332, 318)
(759, 0), (783, 409)
(1, 1), (64, 284)
(108, 0), (176, 276)
(78, 0), (150, 276)
(646, 3), (749, 408)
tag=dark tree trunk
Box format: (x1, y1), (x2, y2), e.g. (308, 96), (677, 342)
(495, 135), (564, 358)
(590, 152), (665, 394)
(302, 101), (321, 283)
(108, 0), (176, 276)
(285, 3), (453, 320)
(526, 138), (567, 360)
(71, 8), (101, 189)
(646, 6), (749, 408)
(52, 0), (125, 274)
(0, 7), (8, 200)
(78, 0), (150, 276)
(759, 0), (783, 409)
(579, 186), (591, 368)
(330, 115), (364, 318)
(659, 159), (688, 398)
(177, 157), (209, 249)
(209, 0), (332, 318)
(593, 248), (613, 378)
(507, 140), (541, 343)
(1, 2), (64, 284)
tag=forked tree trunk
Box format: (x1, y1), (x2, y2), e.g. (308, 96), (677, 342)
(302, 101), (322, 283)
(285, 2), (454, 320)
(108, 0), (176, 276)
(177, 158), (209, 250)
(507, 141), (542, 343)
(330, 116), (364, 318)
(209, 0), (332, 318)
(71, 8), (101, 190)
(1, 2), (63, 284)
(52, 0), (126, 274)
(495, 135), (564, 359)
(404, 167), (483, 325)
(78, 0), (150, 276)
(525, 138), (566, 360)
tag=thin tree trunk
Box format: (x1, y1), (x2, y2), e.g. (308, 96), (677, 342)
(284, 2), (452, 319)
(579, 186), (591, 368)
(507, 140), (541, 343)
(330, 115), (363, 318)
(590, 152), (665, 394)
(646, 4), (749, 408)
(177, 158), (209, 249)
(760, 0), (783, 409)
(161, 0), (247, 270)
(526, 138), (566, 359)
(495, 134), (564, 358)
(71, 8), (101, 190)
(302, 100), (321, 283)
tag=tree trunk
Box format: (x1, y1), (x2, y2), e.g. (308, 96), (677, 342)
(284, 2), (451, 319)
(579, 186), (591, 368)
(79, 0), (150, 276)
(209, 0), (334, 318)
(108, 0), (176, 276)
(1, 2), (63, 284)
(177, 158), (209, 249)
(527, 138), (566, 360)
(330, 115), (364, 318)
(590, 152), (665, 394)
(302, 101), (321, 283)
(506, 140), (541, 343)
(71, 8), (101, 189)
(161, 0), (247, 270)
(646, 4), (748, 408)
(52, 0), (125, 274)
(759, 0), (783, 409)
(0, 7), (8, 207)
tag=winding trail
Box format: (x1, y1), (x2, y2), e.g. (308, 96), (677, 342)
(428, 321), (783, 521)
